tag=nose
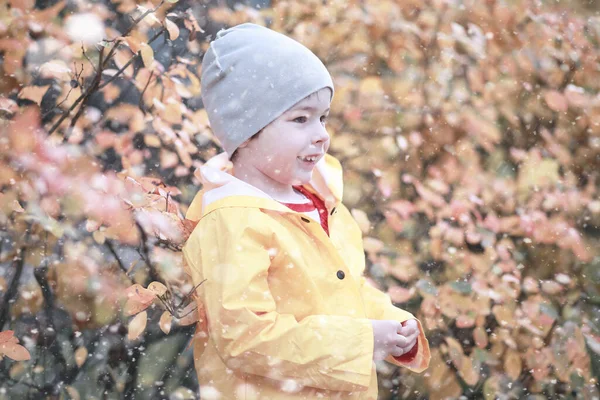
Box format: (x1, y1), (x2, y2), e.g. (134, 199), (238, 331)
(311, 123), (330, 146)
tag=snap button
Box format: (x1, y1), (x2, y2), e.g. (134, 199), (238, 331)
(301, 217), (310, 223)
(337, 270), (345, 280)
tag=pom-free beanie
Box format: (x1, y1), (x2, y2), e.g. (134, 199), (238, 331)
(200, 23), (334, 157)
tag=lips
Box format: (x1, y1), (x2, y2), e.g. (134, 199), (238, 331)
(298, 154), (323, 163)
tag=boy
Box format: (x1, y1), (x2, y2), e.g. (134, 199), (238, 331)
(182, 23), (430, 400)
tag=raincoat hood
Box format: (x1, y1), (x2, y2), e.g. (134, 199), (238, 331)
(185, 151), (343, 222)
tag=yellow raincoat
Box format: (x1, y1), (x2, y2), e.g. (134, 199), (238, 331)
(182, 152), (430, 399)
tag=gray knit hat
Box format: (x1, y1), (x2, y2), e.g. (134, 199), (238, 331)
(200, 23), (334, 157)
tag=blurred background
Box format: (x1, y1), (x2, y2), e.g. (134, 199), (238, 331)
(1, 0), (600, 399)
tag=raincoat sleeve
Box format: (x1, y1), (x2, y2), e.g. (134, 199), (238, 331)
(358, 277), (431, 372)
(182, 209), (375, 392)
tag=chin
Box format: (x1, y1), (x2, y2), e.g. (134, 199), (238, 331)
(291, 174), (312, 186)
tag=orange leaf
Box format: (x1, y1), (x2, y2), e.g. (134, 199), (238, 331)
(147, 281), (167, 296)
(140, 43), (154, 68)
(123, 36), (142, 53)
(177, 303), (199, 326)
(544, 90), (568, 112)
(18, 85), (50, 105)
(165, 18), (180, 40)
(124, 284), (155, 316)
(0, 331), (30, 361)
(127, 310), (148, 341)
(0, 330), (15, 343)
(74, 346), (88, 367)
(159, 310), (172, 334)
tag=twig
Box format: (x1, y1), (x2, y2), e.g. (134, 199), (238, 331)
(102, 0), (166, 68)
(47, 47), (104, 135)
(98, 27), (166, 91)
(135, 220), (162, 284)
(176, 280), (205, 310)
(0, 247), (25, 330)
(105, 239), (130, 278)
(82, 44), (97, 74)
(139, 69), (155, 114)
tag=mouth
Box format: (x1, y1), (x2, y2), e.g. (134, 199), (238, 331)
(297, 154), (323, 166)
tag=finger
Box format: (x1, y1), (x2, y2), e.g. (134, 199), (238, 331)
(406, 330), (419, 341)
(402, 337), (417, 350)
(395, 334), (409, 348)
(391, 346), (405, 358)
(406, 319), (418, 328)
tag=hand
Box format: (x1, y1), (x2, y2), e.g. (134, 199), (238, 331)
(396, 319), (419, 356)
(370, 320), (411, 361)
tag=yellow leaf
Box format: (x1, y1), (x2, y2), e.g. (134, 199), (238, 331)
(159, 310), (172, 334)
(18, 85), (50, 105)
(444, 336), (464, 369)
(140, 43), (154, 68)
(162, 102), (182, 124)
(74, 346), (88, 367)
(165, 18), (180, 40)
(65, 386), (80, 400)
(144, 134), (162, 148)
(147, 281), (167, 296)
(123, 36), (142, 53)
(504, 349), (522, 380)
(459, 357), (479, 386)
(473, 326), (488, 349)
(127, 310), (147, 341)
(92, 230), (105, 244)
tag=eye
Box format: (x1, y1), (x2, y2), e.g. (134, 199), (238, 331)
(293, 116), (308, 123)
(320, 115), (329, 124)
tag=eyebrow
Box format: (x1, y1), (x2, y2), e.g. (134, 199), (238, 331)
(290, 106), (331, 113)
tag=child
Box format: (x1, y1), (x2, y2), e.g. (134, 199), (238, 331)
(182, 23), (430, 400)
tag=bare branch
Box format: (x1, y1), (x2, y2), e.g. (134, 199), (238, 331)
(0, 247), (25, 330)
(139, 70), (155, 114)
(98, 27), (166, 91)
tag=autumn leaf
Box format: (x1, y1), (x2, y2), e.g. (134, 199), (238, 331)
(177, 302), (199, 326)
(0, 330), (30, 361)
(504, 349), (522, 380)
(544, 90), (568, 112)
(74, 346), (88, 367)
(165, 18), (180, 40)
(127, 310), (148, 341)
(124, 284), (155, 316)
(140, 43), (154, 68)
(159, 310), (173, 334)
(18, 85), (50, 105)
(147, 281), (167, 296)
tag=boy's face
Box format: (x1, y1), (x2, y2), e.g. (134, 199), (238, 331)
(237, 87), (331, 187)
